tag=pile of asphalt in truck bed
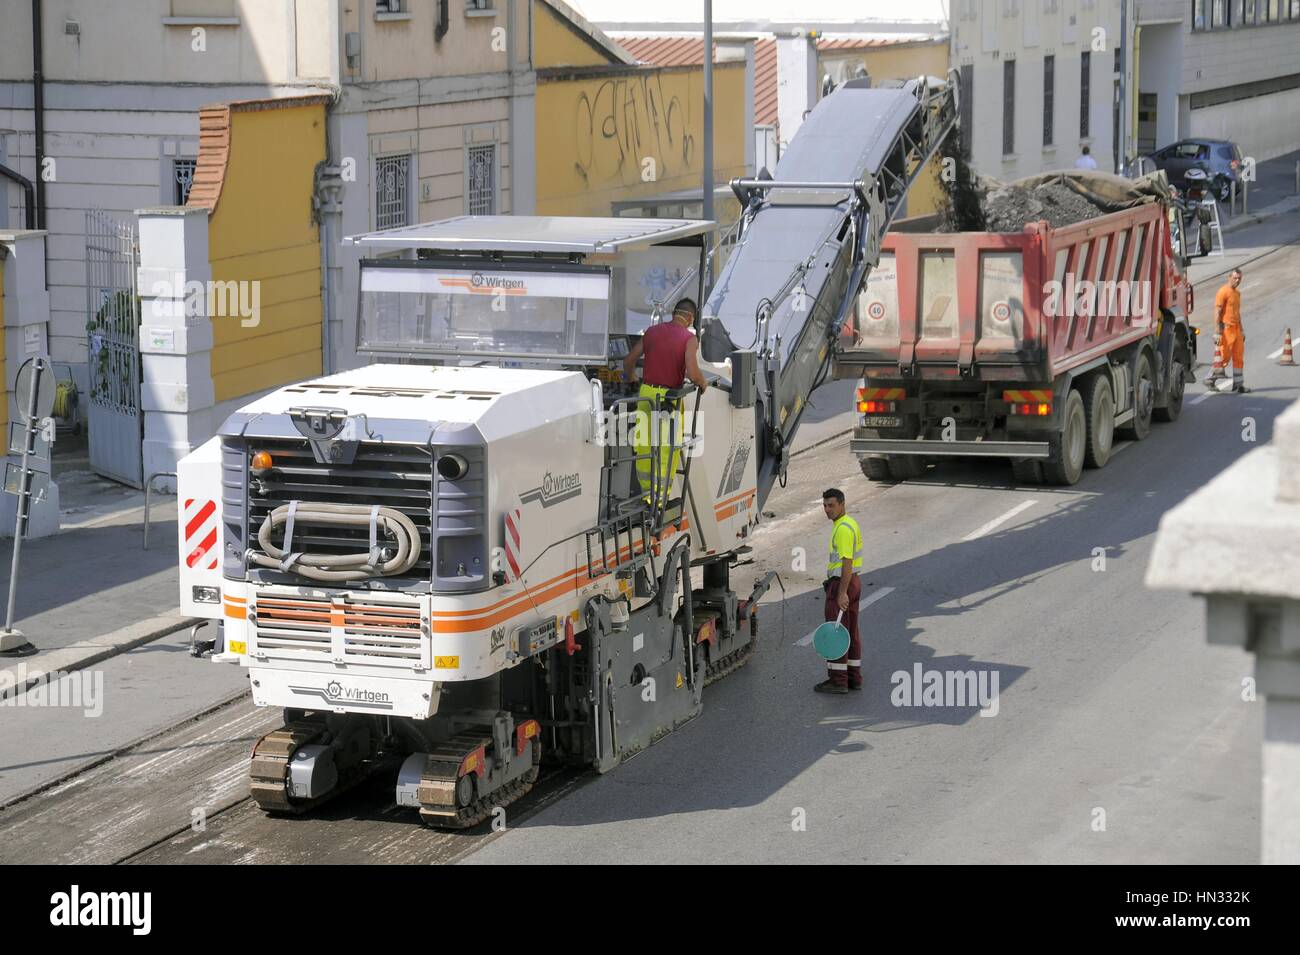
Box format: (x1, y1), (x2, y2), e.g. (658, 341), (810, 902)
(981, 180), (1109, 232)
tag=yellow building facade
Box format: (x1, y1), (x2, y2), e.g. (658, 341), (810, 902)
(532, 1), (748, 218)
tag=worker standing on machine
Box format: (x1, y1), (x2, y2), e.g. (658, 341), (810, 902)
(623, 298), (709, 503)
(817, 488), (863, 695)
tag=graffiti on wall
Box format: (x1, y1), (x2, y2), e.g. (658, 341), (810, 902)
(572, 73), (697, 185)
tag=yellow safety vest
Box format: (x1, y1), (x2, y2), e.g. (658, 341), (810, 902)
(827, 514), (863, 577)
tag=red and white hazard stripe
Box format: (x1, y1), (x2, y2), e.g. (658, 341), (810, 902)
(503, 506), (523, 581)
(183, 498), (219, 571)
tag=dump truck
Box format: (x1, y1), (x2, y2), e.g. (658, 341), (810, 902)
(837, 171), (1204, 485)
(176, 75), (958, 826)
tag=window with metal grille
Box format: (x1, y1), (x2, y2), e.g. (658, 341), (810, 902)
(173, 158), (197, 205)
(1080, 52), (1091, 138)
(1043, 56), (1054, 146)
(1002, 60), (1016, 155)
(467, 144), (496, 216)
(959, 65), (974, 158)
(375, 154), (410, 230)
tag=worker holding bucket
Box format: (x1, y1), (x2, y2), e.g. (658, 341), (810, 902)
(814, 488), (863, 695)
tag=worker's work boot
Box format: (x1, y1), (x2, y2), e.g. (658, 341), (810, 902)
(1203, 373), (1225, 386)
(814, 679), (848, 695)
(1233, 384), (1251, 393)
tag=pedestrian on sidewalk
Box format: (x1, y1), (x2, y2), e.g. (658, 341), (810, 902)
(1205, 268), (1250, 393)
(815, 488), (863, 695)
(1074, 146), (1098, 170)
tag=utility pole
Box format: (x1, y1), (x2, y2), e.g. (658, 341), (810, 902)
(703, 0), (714, 287)
(703, 0), (714, 223)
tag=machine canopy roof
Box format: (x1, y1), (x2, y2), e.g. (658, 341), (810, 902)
(344, 216), (715, 255)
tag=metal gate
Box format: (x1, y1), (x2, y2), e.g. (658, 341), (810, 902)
(85, 208), (143, 488)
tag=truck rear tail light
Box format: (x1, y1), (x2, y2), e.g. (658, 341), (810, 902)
(857, 400), (897, 414)
(1009, 402), (1052, 416)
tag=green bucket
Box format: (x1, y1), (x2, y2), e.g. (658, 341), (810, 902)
(813, 614), (850, 660)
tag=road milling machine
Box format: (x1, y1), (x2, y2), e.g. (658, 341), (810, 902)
(177, 75), (957, 826)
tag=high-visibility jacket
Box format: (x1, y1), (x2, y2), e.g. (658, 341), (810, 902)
(827, 514), (863, 578)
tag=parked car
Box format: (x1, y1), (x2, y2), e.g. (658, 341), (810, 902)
(1143, 138), (1244, 202)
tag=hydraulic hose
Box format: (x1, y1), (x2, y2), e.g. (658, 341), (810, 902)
(251, 502), (421, 582)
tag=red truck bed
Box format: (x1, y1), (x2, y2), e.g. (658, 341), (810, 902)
(838, 181), (1198, 485)
(839, 199), (1189, 379)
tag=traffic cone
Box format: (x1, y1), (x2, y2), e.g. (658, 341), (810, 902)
(1204, 331), (1226, 384)
(1278, 328), (1298, 366)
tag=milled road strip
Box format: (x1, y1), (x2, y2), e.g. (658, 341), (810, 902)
(960, 499), (1037, 542)
(796, 586), (896, 646)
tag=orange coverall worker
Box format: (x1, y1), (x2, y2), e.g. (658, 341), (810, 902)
(1213, 282), (1246, 392)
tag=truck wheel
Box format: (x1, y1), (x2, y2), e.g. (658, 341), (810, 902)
(1154, 349), (1187, 423)
(887, 456), (926, 480)
(1082, 375), (1115, 469)
(1011, 459), (1043, 484)
(1119, 351), (1154, 441)
(1044, 389), (1086, 486)
(860, 457), (893, 481)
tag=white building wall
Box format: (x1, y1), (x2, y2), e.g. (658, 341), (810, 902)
(0, 82), (327, 391)
(1137, 21), (1181, 150)
(1136, 2), (1300, 163)
(1189, 87), (1300, 162)
(952, 0), (1122, 181)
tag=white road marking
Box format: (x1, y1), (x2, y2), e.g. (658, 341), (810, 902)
(1110, 441), (1134, 456)
(796, 586), (896, 646)
(961, 500), (1036, 542)
(1191, 390), (1219, 405)
(1268, 346), (1284, 359)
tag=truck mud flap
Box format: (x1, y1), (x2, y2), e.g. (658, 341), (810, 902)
(851, 438), (1051, 459)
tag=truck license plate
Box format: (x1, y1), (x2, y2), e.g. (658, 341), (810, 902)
(861, 415), (902, 428)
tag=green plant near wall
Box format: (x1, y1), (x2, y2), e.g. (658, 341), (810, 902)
(86, 288), (141, 405)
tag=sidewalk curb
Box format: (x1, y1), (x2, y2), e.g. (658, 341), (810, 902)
(0, 687), (251, 813)
(1221, 198), (1300, 236)
(0, 612), (199, 702)
(791, 428), (852, 458)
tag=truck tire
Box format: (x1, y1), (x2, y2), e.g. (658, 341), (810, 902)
(860, 456), (893, 481)
(1082, 374), (1115, 469)
(1154, 345), (1187, 423)
(1011, 459), (1043, 484)
(887, 456), (926, 480)
(1118, 350), (1154, 441)
(1044, 389), (1086, 485)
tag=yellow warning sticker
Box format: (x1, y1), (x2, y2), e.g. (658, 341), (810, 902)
(228, 640), (247, 655)
(676, 672), (684, 688)
(435, 656), (460, 669)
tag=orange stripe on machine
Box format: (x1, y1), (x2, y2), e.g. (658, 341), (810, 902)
(857, 387), (905, 400)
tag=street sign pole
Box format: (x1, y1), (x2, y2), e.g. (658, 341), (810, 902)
(1, 356), (51, 655)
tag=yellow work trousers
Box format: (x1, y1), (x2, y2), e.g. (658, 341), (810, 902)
(633, 383), (682, 504)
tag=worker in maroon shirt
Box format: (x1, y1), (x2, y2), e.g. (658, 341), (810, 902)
(623, 298), (710, 502)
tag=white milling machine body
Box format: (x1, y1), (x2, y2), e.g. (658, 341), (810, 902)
(178, 76), (957, 826)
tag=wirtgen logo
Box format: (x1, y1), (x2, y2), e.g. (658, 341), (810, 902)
(471, 272), (526, 291)
(0, 664), (103, 717)
(324, 680), (390, 705)
(49, 886), (151, 935)
(149, 273), (261, 327)
(521, 471), (583, 508)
